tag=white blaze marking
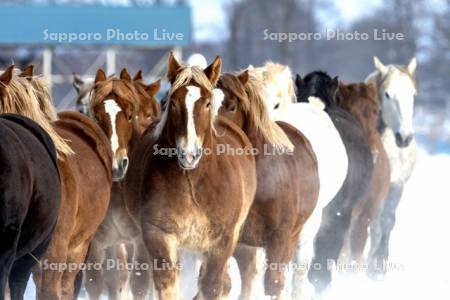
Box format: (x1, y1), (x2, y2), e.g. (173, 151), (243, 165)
(104, 99), (122, 155)
(212, 88), (224, 116)
(184, 86), (201, 153)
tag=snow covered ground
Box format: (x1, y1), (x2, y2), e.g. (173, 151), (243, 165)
(23, 145), (450, 299)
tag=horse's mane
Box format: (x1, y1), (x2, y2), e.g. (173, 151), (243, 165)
(90, 77), (139, 114)
(154, 65), (216, 138)
(300, 71), (337, 107)
(249, 61), (296, 105)
(27, 75), (58, 121)
(219, 73), (294, 151)
(0, 71), (73, 156)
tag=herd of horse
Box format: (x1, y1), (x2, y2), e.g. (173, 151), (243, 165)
(0, 53), (417, 300)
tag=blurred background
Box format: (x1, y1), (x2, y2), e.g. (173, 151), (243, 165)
(1, 1), (449, 299)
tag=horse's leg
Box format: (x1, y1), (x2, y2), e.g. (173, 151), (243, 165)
(292, 235), (316, 300)
(9, 232), (52, 300)
(130, 240), (152, 300)
(142, 223), (179, 300)
(60, 239), (92, 300)
(72, 270), (83, 300)
(104, 246), (121, 300)
(368, 183), (403, 279)
(234, 245), (258, 300)
(83, 241), (105, 300)
(263, 229), (293, 299)
(308, 200), (353, 293)
(195, 246), (234, 300)
(0, 224), (20, 300)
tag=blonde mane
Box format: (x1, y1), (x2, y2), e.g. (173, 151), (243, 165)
(0, 71), (73, 156)
(27, 75), (58, 121)
(220, 72), (294, 151)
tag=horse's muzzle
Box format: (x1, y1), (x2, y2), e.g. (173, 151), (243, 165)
(395, 132), (413, 148)
(177, 147), (202, 170)
(112, 156), (129, 181)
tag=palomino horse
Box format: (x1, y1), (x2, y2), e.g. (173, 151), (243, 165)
(1, 65), (113, 300)
(0, 67), (61, 300)
(365, 57), (417, 278)
(216, 71), (320, 299)
(295, 71), (374, 294)
(124, 53), (257, 300)
(248, 62), (348, 299)
(336, 82), (391, 266)
(85, 68), (161, 300)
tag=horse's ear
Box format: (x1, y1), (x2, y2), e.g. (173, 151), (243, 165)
(145, 79), (161, 96)
(332, 76), (340, 97)
(373, 56), (388, 74)
(20, 65), (34, 78)
(0, 65), (14, 86)
(295, 74), (303, 87)
(407, 57), (417, 76)
(167, 51), (182, 84)
(133, 70), (144, 82)
(204, 56), (221, 85)
(73, 74), (84, 92)
(120, 68), (132, 81)
(237, 70), (249, 85)
(95, 69), (107, 84)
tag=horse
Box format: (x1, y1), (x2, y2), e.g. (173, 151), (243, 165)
(73, 74), (95, 115)
(0, 65), (113, 300)
(84, 68), (161, 300)
(216, 70), (320, 299)
(364, 56), (417, 278)
(336, 82), (391, 267)
(124, 53), (257, 300)
(248, 62), (348, 299)
(295, 71), (374, 294)
(0, 67), (61, 300)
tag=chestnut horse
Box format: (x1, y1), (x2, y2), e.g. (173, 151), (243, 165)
(124, 53), (257, 300)
(216, 71), (320, 299)
(0, 67), (61, 300)
(85, 68), (161, 300)
(1, 65), (113, 300)
(336, 82), (390, 266)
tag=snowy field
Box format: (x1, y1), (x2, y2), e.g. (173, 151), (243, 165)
(23, 144), (450, 300)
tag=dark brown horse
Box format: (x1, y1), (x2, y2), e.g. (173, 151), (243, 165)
(336, 82), (390, 265)
(85, 68), (161, 300)
(124, 53), (257, 300)
(216, 71), (320, 299)
(0, 67), (61, 300)
(0, 66), (113, 300)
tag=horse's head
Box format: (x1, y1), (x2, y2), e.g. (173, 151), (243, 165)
(158, 52), (220, 170)
(370, 56), (417, 147)
(91, 68), (141, 181)
(73, 74), (95, 115)
(216, 71), (249, 128)
(337, 82), (380, 154)
(295, 71), (339, 108)
(217, 70), (294, 151)
(132, 72), (161, 133)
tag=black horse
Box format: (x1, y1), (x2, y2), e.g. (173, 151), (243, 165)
(295, 71), (374, 293)
(0, 114), (61, 300)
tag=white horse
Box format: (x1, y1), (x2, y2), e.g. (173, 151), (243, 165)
(364, 56), (417, 279)
(249, 62), (348, 299)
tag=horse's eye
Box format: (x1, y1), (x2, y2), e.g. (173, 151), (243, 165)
(206, 102), (211, 108)
(229, 105), (237, 113)
(274, 103), (280, 109)
(385, 92), (391, 99)
(170, 101), (176, 109)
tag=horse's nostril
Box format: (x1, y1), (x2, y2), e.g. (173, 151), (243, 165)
(121, 157), (129, 170)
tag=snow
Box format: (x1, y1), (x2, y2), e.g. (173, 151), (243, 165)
(22, 146), (450, 300)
